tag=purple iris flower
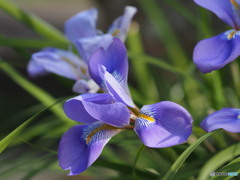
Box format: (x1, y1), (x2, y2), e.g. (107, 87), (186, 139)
(72, 6), (137, 61)
(28, 6), (137, 93)
(201, 108), (240, 132)
(193, 0), (240, 73)
(58, 38), (193, 175)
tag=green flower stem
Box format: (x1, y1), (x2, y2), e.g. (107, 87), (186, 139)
(0, 35), (69, 49)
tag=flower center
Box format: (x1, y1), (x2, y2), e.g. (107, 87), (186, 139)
(227, 30), (237, 39)
(230, 0), (240, 9)
(138, 113), (155, 122)
(112, 29), (120, 36)
(85, 124), (120, 144)
(226, 30), (240, 39)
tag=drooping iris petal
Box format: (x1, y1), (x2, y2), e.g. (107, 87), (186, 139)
(193, 30), (240, 73)
(64, 8), (98, 42)
(27, 57), (49, 77)
(98, 65), (134, 108)
(88, 38), (128, 87)
(108, 6), (137, 41)
(72, 79), (99, 94)
(75, 34), (113, 62)
(64, 93), (130, 127)
(200, 108), (240, 132)
(28, 48), (87, 80)
(134, 101), (192, 148)
(59, 122), (122, 175)
(194, 0), (239, 29)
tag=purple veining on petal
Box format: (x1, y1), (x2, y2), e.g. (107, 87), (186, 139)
(58, 122), (121, 175)
(134, 101), (192, 148)
(88, 38), (129, 88)
(64, 93), (130, 127)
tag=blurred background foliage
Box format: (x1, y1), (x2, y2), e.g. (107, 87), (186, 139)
(0, 0), (240, 179)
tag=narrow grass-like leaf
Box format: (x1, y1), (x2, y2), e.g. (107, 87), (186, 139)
(198, 142), (240, 180)
(163, 0), (209, 33)
(204, 71), (226, 109)
(21, 158), (56, 180)
(230, 61), (240, 99)
(132, 144), (145, 172)
(136, 0), (188, 69)
(0, 60), (70, 124)
(94, 159), (159, 179)
(162, 130), (218, 180)
(128, 53), (187, 76)
(162, 0), (196, 25)
(0, 35), (69, 49)
(0, 101), (60, 154)
(127, 23), (159, 102)
(211, 158), (240, 180)
(0, 0), (67, 42)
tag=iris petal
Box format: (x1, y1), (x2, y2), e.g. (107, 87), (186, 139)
(28, 48), (87, 80)
(88, 38), (128, 87)
(194, 0), (238, 29)
(108, 6), (137, 41)
(64, 93), (130, 127)
(58, 122), (121, 175)
(193, 30), (240, 73)
(64, 8), (98, 42)
(200, 108), (240, 132)
(72, 79), (99, 94)
(134, 101), (192, 148)
(75, 34), (113, 62)
(98, 65), (134, 107)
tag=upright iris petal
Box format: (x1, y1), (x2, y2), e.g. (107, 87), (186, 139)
(98, 65), (135, 108)
(193, 0), (240, 73)
(64, 93), (131, 127)
(64, 8), (98, 42)
(88, 38), (128, 89)
(59, 122), (122, 175)
(108, 6), (137, 41)
(75, 34), (113, 62)
(200, 108), (240, 133)
(74, 6), (137, 61)
(134, 101), (192, 148)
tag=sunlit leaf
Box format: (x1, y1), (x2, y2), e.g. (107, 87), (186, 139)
(198, 142), (240, 180)
(163, 131), (218, 180)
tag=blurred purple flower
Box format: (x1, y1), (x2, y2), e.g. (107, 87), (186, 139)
(193, 0), (240, 73)
(28, 48), (98, 93)
(28, 6), (137, 93)
(72, 6), (137, 61)
(201, 108), (240, 132)
(58, 39), (193, 175)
